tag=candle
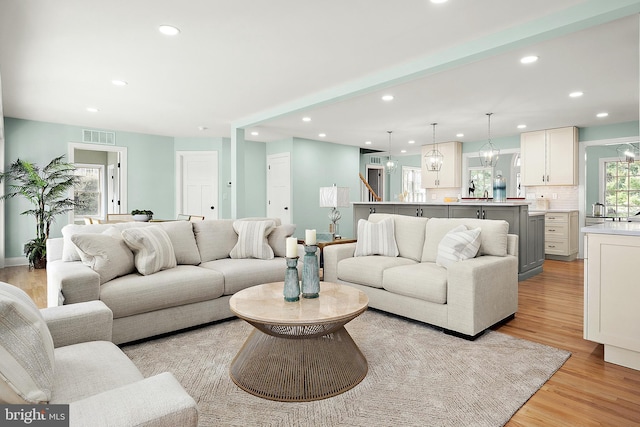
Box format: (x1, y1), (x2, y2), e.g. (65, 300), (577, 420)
(285, 237), (298, 258)
(305, 229), (316, 245)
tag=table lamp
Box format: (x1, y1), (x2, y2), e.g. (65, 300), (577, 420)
(319, 185), (350, 239)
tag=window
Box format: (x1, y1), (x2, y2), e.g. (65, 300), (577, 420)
(74, 164), (105, 219)
(603, 159), (640, 218)
(401, 167), (426, 202)
(468, 167), (493, 197)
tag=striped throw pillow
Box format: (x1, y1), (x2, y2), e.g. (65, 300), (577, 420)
(122, 226), (177, 275)
(230, 220), (276, 259)
(354, 217), (399, 257)
(436, 225), (482, 268)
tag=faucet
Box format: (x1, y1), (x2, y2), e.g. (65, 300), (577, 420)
(483, 190), (489, 201)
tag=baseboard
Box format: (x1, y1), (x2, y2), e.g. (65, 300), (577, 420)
(4, 257), (29, 267)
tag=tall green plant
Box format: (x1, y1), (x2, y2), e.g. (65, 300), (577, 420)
(0, 155), (79, 268)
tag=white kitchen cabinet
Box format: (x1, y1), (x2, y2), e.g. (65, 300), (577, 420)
(544, 211), (578, 260)
(421, 141), (461, 188)
(584, 231), (640, 370)
(521, 126), (578, 186)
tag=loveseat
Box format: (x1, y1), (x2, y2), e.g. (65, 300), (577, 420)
(0, 282), (198, 426)
(47, 218), (299, 344)
(323, 213), (519, 339)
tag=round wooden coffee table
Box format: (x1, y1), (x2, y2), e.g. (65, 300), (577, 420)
(229, 281), (369, 402)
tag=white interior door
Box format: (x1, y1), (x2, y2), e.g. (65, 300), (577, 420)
(177, 151), (218, 219)
(267, 153), (291, 224)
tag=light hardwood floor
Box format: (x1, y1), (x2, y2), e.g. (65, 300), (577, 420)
(2, 260), (639, 426)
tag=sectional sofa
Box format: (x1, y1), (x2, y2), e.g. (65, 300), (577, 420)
(323, 213), (519, 339)
(46, 218), (298, 344)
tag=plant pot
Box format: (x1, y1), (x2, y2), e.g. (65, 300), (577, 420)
(33, 257), (46, 269)
(133, 214), (151, 222)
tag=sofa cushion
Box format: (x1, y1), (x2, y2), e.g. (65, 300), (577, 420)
(193, 220), (237, 262)
(0, 282), (55, 404)
(382, 263), (448, 304)
(368, 214), (428, 261)
(268, 224), (296, 257)
(99, 266), (224, 318)
(122, 226), (177, 275)
(71, 232), (136, 284)
(422, 218), (509, 262)
(200, 258), (288, 295)
(50, 341), (144, 404)
(436, 225), (482, 268)
(155, 221), (201, 265)
(230, 220), (276, 260)
(337, 256), (416, 288)
(61, 223), (113, 261)
(355, 217), (399, 257)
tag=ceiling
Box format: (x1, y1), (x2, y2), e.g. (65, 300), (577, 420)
(1, 0), (639, 156)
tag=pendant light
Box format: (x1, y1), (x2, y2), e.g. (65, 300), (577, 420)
(386, 130), (398, 174)
(424, 122), (444, 171)
(617, 142), (639, 163)
(479, 113), (500, 167)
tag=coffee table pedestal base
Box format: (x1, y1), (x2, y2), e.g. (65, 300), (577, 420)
(230, 327), (367, 402)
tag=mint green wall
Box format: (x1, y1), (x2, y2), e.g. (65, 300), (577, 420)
(3, 117), (175, 258)
(244, 140), (267, 217)
(580, 121), (639, 142)
(288, 138), (360, 240)
(585, 145), (618, 209)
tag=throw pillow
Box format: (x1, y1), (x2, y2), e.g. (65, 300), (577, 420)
(0, 282), (55, 404)
(436, 225), (482, 268)
(230, 220), (276, 260)
(121, 226), (177, 275)
(156, 221), (201, 265)
(267, 224), (296, 257)
(354, 217), (399, 257)
(71, 232), (136, 284)
(61, 223), (112, 261)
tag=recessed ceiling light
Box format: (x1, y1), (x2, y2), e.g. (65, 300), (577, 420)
(400, 149), (407, 153)
(251, 131), (259, 136)
(569, 91), (584, 98)
(159, 25), (180, 36)
(520, 55), (539, 64)
(86, 107), (99, 113)
(318, 133), (326, 138)
(597, 112), (609, 118)
(408, 140), (415, 144)
(197, 126), (208, 131)
(430, 0), (448, 3)
(517, 124), (527, 129)
(381, 95), (394, 102)
(365, 141), (372, 145)
(302, 117), (311, 122)
(111, 79), (128, 86)
(456, 133), (464, 138)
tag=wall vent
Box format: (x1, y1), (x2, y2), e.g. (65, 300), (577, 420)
(369, 156), (382, 165)
(83, 129), (115, 145)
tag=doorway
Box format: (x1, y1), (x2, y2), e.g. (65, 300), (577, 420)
(365, 165), (384, 201)
(176, 151), (219, 219)
(266, 153), (292, 224)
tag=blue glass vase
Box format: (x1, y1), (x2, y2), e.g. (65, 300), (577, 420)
(301, 245), (320, 298)
(283, 257), (300, 302)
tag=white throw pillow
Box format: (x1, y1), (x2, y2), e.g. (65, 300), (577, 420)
(230, 220), (276, 260)
(71, 232), (136, 284)
(436, 225), (482, 268)
(0, 282), (55, 404)
(354, 217), (399, 257)
(122, 226), (177, 275)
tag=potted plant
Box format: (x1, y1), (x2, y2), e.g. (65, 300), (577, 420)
(0, 155), (80, 269)
(131, 209), (154, 222)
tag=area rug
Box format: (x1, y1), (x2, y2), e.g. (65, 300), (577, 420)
(122, 310), (570, 427)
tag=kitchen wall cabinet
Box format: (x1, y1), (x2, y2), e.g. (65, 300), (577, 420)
(421, 141), (462, 188)
(521, 126), (578, 186)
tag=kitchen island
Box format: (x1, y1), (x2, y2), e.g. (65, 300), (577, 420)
(582, 222), (640, 371)
(353, 201), (544, 280)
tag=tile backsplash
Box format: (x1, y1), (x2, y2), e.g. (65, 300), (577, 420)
(524, 186), (579, 210)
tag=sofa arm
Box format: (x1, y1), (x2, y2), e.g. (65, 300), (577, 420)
(69, 372), (198, 427)
(41, 301), (113, 347)
(323, 243), (356, 282)
(446, 255), (518, 337)
(47, 260), (101, 307)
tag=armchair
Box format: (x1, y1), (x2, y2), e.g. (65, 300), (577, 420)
(0, 282), (198, 427)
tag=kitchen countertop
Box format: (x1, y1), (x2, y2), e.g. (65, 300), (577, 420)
(581, 221), (640, 237)
(352, 200), (531, 207)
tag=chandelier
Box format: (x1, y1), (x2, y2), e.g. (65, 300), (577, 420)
(386, 131), (398, 174)
(479, 113), (500, 167)
(424, 122), (444, 171)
